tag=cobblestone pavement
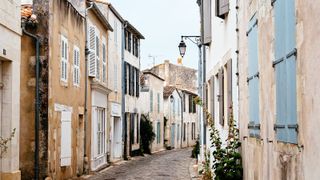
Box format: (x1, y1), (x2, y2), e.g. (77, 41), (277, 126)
(85, 148), (195, 180)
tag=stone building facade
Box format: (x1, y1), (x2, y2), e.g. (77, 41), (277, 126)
(237, 0), (320, 179)
(140, 71), (165, 153)
(20, 0), (86, 179)
(0, 0), (21, 179)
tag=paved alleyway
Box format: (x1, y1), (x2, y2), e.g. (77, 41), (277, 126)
(84, 148), (197, 180)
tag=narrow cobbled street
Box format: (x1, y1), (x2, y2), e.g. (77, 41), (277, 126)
(85, 148), (196, 180)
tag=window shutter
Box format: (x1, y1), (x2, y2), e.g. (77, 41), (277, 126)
(73, 46), (80, 86)
(60, 111), (72, 166)
(150, 90), (153, 112)
(96, 30), (100, 80)
(124, 62), (127, 94)
(227, 59), (232, 121)
(136, 69), (139, 97)
(274, 0), (297, 143)
(102, 40), (107, 83)
(128, 64), (131, 95)
(210, 76), (215, 120)
(218, 0), (229, 17)
(61, 35), (68, 82)
(114, 63), (117, 90)
(218, 68), (224, 126)
(188, 95), (192, 113)
(202, 0), (212, 45)
(247, 15), (260, 137)
(89, 25), (97, 77)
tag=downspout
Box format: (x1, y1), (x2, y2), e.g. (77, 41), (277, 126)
(121, 21), (128, 159)
(84, 2), (94, 173)
(22, 24), (40, 180)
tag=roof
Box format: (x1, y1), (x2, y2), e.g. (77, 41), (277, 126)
(90, 2), (114, 32)
(142, 71), (165, 81)
(108, 4), (125, 23)
(163, 86), (176, 99)
(181, 88), (198, 96)
(125, 20), (145, 39)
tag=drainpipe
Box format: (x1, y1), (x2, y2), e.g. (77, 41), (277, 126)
(84, 2), (94, 173)
(121, 21), (128, 159)
(22, 24), (40, 180)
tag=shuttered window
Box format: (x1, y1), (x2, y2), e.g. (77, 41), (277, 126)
(210, 76), (215, 121)
(102, 38), (107, 83)
(60, 111), (72, 166)
(157, 93), (160, 113)
(73, 46), (80, 86)
(273, 0), (297, 144)
(88, 25), (97, 77)
(247, 15), (260, 137)
(218, 68), (224, 126)
(114, 63), (118, 90)
(136, 69), (140, 97)
(227, 59), (232, 123)
(95, 29), (100, 80)
(61, 35), (68, 82)
(150, 90), (153, 112)
(202, 0), (212, 44)
(216, 0), (229, 18)
(157, 122), (161, 144)
(124, 62), (128, 94)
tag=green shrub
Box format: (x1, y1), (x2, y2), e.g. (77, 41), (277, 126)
(140, 114), (155, 154)
(191, 139), (200, 158)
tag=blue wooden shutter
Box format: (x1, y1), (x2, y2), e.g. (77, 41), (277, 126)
(274, 0), (297, 143)
(247, 15), (260, 137)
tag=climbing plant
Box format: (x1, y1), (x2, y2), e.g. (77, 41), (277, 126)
(194, 96), (243, 180)
(0, 128), (16, 158)
(140, 114), (155, 154)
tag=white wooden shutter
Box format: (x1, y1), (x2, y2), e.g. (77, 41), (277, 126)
(102, 37), (107, 83)
(96, 28), (100, 80)
(88, 25), (97, 77)
(114, 63), (118, 90)
(60, 111), (72, 166)
(61, 35), (68, 82)
(73, 46), (80, 86)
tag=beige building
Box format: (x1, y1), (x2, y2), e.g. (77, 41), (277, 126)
(237, 0), (320, 179)
(86, 2), (113, 171)
(20, 0), (86, 179)
(140, 71), (165, 153)
(0, 0), (21, 179)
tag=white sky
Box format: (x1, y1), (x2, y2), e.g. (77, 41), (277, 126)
(107, 0), (200, 70)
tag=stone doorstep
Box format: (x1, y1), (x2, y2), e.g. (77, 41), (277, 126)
(0, 170), (21, 180)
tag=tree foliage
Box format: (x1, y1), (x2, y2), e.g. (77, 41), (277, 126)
(140, 114), (155, 154)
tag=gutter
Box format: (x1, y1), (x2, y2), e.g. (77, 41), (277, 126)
(84, 2), (94, 173)
(22, 24), (40, 180)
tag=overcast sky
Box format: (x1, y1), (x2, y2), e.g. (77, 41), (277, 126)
(107, 0), (200, 70)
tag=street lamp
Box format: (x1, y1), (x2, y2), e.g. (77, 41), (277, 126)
(178, 40), (187, 58)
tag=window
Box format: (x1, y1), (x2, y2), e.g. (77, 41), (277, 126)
(157, 122), (161, 144)
(136, 69), (140, 97)
(102, 38), (107, 83)
(183, 94), (186, 112)
(218, 68), (224, 126)
(60, 111), (71, 166)
(73, 46), (80, 86)
(183, 123), (186, 141)
(157, 93), (160, 113)
(136, 114), (139, 144)
(128, 31), (132, 52)
(95, 29), (100, 80)
(227, 59), (232, 122)
(130, 113), (135, 144)
(150, 90), (153, 112)
(60, 35), (68, 82)
(216, 0), (229, 18)
(177, 124), (180, 141)
(273, 0), (297, 144)
(202, 0), (212, 45)
(247, 15), (260, 137)
(124, 62), (128, 94)
(96, 108), (106, 156)
(210, 76), (215, 121)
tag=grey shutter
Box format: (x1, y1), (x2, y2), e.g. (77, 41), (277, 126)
(136, 69), (140, 97)
(219, 68), (224, 126)
(202, 0), (212, 45)
(218, 0), (229, 17)
(227, 59), (232, 124)
(124, 62), (128, 94)
(89, 26), (97, 77)
(210, 76), (215, 120)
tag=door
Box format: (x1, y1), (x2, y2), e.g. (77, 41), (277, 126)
(171, 124), (175, 148)
(113, 117), (122, 158)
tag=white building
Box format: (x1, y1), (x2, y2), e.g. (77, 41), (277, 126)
(123, 21), (144, 158)
(200, 0), (239, 165)
(140, 71), (165, 153)
(0, 0), (21, 179)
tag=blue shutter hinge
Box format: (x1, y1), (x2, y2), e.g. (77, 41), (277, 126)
(272, 57), (284, 68)
(288, 124), (299, 132)
(253, 19), (258, 27)
(274, 123), (285, 131)
(286, 48), (297, 59)
(247, 72), (259, 83)
(246, 27), (252, 36)
(248, 123), (261, 130)
(271, 0), (277, 6)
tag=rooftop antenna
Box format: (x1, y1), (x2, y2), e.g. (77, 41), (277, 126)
(148, 54), (162, 67)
